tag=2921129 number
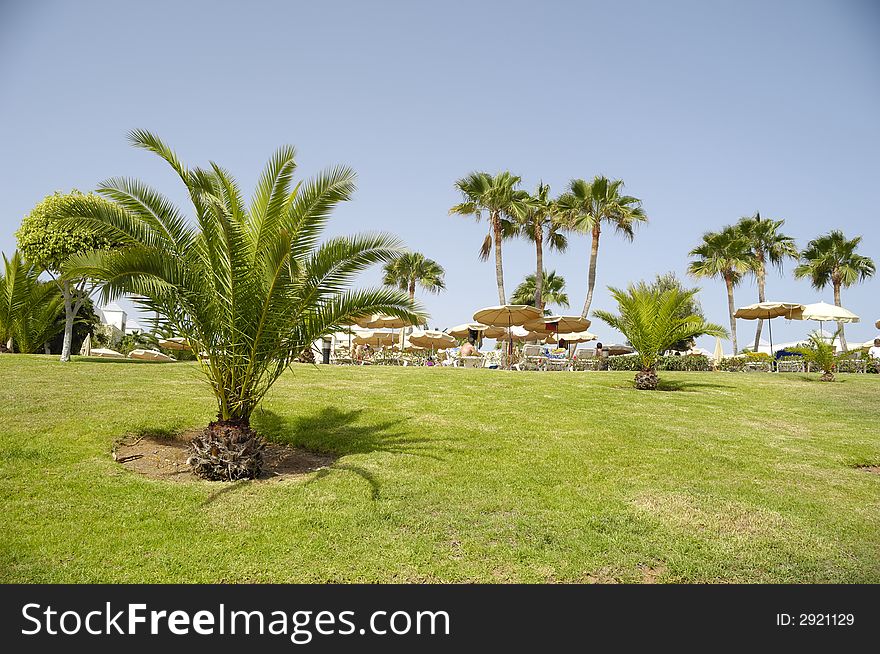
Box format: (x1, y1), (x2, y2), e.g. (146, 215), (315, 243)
(798, 613), (854, 626)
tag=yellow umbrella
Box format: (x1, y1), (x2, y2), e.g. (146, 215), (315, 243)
(523, 315), (592, 334)
(408, 329), (457, 350)
(352, 330), (396, 347)
(361, 314), (410, 329)
(473, 305), (542, 327)
(734, 302), (805, 358)
(546, 330), (597, 345)
(473, 305), (542, 369)
(448, 322), (506, 340)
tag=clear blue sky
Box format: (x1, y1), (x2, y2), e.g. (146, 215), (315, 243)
(2, 0), (878, 349)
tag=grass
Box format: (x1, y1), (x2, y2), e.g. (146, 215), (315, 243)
(1, 355), (878, 583)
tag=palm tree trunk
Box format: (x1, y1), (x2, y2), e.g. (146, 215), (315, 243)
(60, 280), (74, 363)
(581, 224), (601, 319)
(534, 229), (544, 310)
(753, 265), (765, 352)
(408, 279), (416, 303)
(492, 212), (506, 305)
(725, 275), (738, 354)
(833, 283), (847, 352)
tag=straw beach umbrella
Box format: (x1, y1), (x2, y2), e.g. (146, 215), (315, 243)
(448, 323), (506, 340)
(473, 305), (542, 368)
(361, 314), (414, 349)
(408, 329), (456, 358)
(523, 315), (592, 335)
(352, 330), (396, 348)
(734, 302), (805, 360)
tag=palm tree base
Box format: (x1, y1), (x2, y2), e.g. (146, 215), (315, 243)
(819, 372), (835, 382)
(634, 369), (659, 390)
(187, 419), (266, 481)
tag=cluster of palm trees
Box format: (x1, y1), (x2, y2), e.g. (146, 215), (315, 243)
(688, 215), (875, 353)
(450, 172), (647, 317)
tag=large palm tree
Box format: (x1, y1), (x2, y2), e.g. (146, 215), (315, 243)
(510, 269), (569, 313)
(736, 212), (798, 351)
(382, 251), (445, 301)
(61, 130), (422, 480)
(556, 176), (647, 319)
(688, 226), (754, 354)
(794, 230), (875, 351)
(594, 283), (726, 390)
(449, 171), (529, 304)
(518, 182), (568, 309)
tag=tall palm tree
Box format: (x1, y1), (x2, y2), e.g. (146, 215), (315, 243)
(556, 176), (647, 319)
(61, 130), (422, 480)
(736, 212), (798, 351)
(518, 182), (568, 309)
(794, 230), (875, 351)
(510, 270), (569, 314)
(449, 171), (529, 304)
(382, 251), (445, 301)
(594, 283), (726, 390)
(688, 226), (754, 354)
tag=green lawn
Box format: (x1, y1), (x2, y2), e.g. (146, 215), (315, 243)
(1, 355), (878, 583)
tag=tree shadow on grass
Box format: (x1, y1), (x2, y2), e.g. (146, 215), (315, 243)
(253, 407), (446, 461)
(654, 379), (737, 392)
(252, 407), (451, 502)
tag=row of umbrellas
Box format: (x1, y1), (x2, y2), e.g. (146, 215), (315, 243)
(734, 301), (863, 355)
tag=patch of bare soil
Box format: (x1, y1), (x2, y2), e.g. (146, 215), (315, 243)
(855, 465), (880, 476)
(112, 430), (335, 482)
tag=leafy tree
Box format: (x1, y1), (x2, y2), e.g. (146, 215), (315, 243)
(449, 171), (529, 304)
(0, 251), (65, 353)
(688, 226), (755, 354)
(61, 130), (422, 480)
(557, 176), (647, 318)
(791, 333), (850, 382)
(736, 212), (798, 351)
(794, 230), (875, 352)
(645, 272), (705, 351)
(594, 283), (726, 390)
(16, 191), (118, 361)
(382, 251), (445, 301)
(510, 270), (569, 314)
(518, 183), (568, 310)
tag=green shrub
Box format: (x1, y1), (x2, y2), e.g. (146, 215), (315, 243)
(718, 357), (747, 372)
(607, 354), (711, 372)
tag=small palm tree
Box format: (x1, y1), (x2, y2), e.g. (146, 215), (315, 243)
(518, 182), (568, 309)
(688, 226), (755, 354)
(791, 333), (849, 382)
(61, 130), (422, 480)
(510, 270), (569, 314)
(794, 230), (875, 351)
(556, 176), (647, 319)
(736, 213), (798, 351)
(0, 251), (65, 353)
(594, 283), (727, 390)
(449, 171), (530, 304)
(382, 251), (445, 301)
